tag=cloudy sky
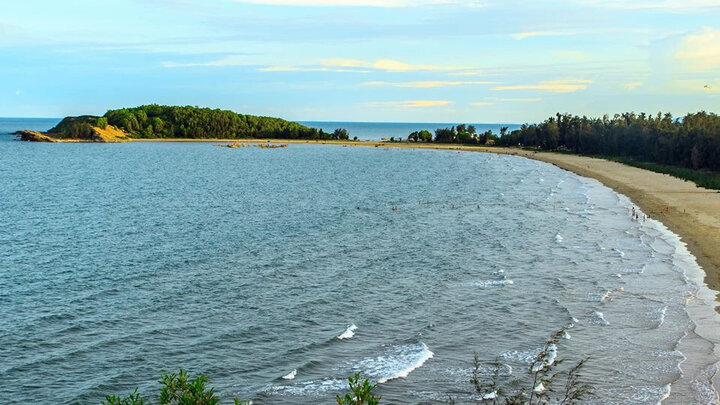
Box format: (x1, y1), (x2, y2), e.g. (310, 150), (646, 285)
(1, 0), (719, 122)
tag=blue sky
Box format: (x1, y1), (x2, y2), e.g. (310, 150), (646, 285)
(0, 0), (719, 122)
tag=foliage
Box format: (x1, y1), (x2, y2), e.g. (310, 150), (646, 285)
(102, 369), (249, 405)
(407, 125), (498, 144)
(456, 329), (593, 405)
(158, 369), (219, 405)
(336, 373), (381, 405)
(333, 128), (350, 140)
(47, 115), (102, 139)
(48, 105), (351, 141)
(498, 111), (720, 172)
(103, 388), (145, 405)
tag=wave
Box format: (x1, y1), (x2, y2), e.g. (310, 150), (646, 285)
(531, 344), (557, 372)
(282, 369), (297, 380)
(337, 324), (357, 340)
(555, 234), (563, 243)
(588, 311), (610, 326)
(356, 342), (434, 384)
(654, 306), (668, 329)
(471, 279), (514, 288)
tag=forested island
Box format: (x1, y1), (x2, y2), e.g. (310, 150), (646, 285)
(17, 105), (351, 142)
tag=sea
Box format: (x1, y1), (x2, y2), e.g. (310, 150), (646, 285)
(1, 118), (718, 404)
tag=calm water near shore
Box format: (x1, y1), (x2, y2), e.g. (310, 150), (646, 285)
(0, 119), (718, 404)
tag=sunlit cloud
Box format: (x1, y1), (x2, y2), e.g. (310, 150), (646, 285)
(363, 100), (454, 108)
(497, 98), (543, 102)
(322, 58), (465, 72)
(494, 79), (592, 93)
(472, 98), (542, 105)
(510, 31), (572, 40)
(162, 55), (251, 68)
(675, 27), (720, 71)
(623, 81), (644, 90)
(363, 80), (496, 88)
(575, 0), (720, 11)
(232, 0), (487, 7)
(258, 66), (371, 73)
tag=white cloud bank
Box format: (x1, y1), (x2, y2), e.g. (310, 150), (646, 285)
(232, 0), (485, 7)
(363, 80), (496, 88)
(363, 100), (454, 108)
(675, 27), (720, 71)
(494, 79), (592, 93)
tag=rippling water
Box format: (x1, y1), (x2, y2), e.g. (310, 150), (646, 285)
(0, 122), (718, 404)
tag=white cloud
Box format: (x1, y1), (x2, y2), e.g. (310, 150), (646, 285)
(497, 97), (543, 102)
(473, 98), (542, 105)
(575, 0), (720, 11)
(258, 66), (371, 73)
(494, 79), (592, 93)
(232, 0), (486, 7)
(363, 100), (454, 108)
(363, 80), (496, 88)
(322, 58), (465, 72)
(623, 81), (644, 90)
(162, 55), (250, 68)
(510, 31), (572, 40)
(675, 27), (720, 71)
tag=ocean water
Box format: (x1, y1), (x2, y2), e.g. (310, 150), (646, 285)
(0, 119), (718, 404)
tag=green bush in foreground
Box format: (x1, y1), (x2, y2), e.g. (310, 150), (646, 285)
(336, 373), (381, 405)
(102, 369), (249, 405)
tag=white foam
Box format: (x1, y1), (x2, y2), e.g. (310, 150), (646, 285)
(555, 234), (563, 243)
(356, 342), (434, 384)
(590, 311), (610, 326)
(269, 378), (346, 396)
(531, 344), (557, 372)
(338, 324), (357, 340)
(482, 391), (497, 400)
(282, 369), (297, 380)
(655, 306), (668, 328)
(472, 279), (514, 288)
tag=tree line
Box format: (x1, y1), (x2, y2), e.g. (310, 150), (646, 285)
(497, 112), (720, 172)
(408, 124), (502, 145)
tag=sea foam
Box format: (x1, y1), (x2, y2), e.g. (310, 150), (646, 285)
(338, 324), (358, 340)
(356, 342), (434, 384)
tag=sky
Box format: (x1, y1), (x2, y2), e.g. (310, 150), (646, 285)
(0, 0), (719, 122)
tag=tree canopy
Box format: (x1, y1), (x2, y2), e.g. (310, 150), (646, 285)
(498, 112), (720, 172)
(49, 105), (349, 141)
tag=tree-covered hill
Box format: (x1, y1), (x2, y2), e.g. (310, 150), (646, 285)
(47, 105), (347, 140)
